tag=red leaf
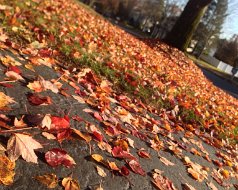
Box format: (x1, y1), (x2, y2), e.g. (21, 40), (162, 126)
(27, 93), (52, 106)
(137, 149), (151, 159)
(0, 83), (13, 88)
(120, 166), (130, 176)
(50, 115), (70, 131)
(72, 115), (84, 122)
(112, 146), (136, 160)
(57, 128), (72, 143)
(94, 112), (103, 122)
(8, 66), (21, 74)
(92, 131), (103, 142)
(128, 160), (146, 176)
(45, 148), (76, 168)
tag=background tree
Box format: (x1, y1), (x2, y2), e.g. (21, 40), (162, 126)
(214, 35), (238, 66)
(192, 0), (228, 57)
(164, 0), (212, 51)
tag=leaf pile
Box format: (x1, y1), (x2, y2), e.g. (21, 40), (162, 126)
(0, 0), (237, 189)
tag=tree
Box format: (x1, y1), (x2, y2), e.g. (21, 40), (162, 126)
(214, 35), (238, 66)
(164, 0), (212, 51)
(192, 0), (228, 57)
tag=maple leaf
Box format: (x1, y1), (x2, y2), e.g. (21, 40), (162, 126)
(62, 177), (80, 190)
(7, 133), (43, 163)
(45, 148), (76, 168)
(0, 155), (15, 185)
(34, 173), (58, 189)
(128, 160), (146, 176)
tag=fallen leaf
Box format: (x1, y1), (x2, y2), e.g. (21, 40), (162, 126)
(14, 116), (27, 128)
(62, 177), (80, 190)
(5, 71), (25, 81)
(120, 165), (130, 176)
(0, 92), (15, 109)
(112, 146), (136, 160)
(159, 155), (174, 166)
(41, 114), (52, 129)
(50, 115), (70, 131)
(138, 149), (151, 159)
(152, 169), (177, 190)
(42, 132), (56, 140)
(45, 148), (76, 168)
(34, 173), (58, 189)
(72, 128), (91, 143)
(96, 166), (107, 177)
(91, 154), (104, 163)
(27, 93), (52, 106)
(128, 160), (146, 176)
(7, 133), (43, 163)
(0, 155), (15, 185)
(206, 181), (218, 190)
(182, 183), (196, 190)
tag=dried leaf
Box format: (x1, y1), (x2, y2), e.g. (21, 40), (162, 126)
(91, 154), (104, 163)
(206, 181), (218, 190)
(42, 132), (56, 140)
(0, 92), (15, 109)
(0, 155), (15, 185)
(96, 166), (107, 177)
(62, 177), (80, 190)
(7, 133), (43, 163)
(45, 148), (76, 168)
(72, 128), (91, 143)
(159, 156), (174, 166)
(137, 149), (150, 159)
(34, 173), (58, 189)
(5, 71), (25, 81)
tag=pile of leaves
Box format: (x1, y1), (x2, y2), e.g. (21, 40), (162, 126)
(0, 0), (237, 189)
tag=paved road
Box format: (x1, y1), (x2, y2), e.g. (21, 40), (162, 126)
(200, 67), (238, 99)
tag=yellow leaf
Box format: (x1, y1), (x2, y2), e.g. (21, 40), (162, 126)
(72, 128), (91, 143)
(0, 92), (15, 110)
(34, 173), (58, 188)
(0, 155), (15, 185)
(220, 169), (229, 179)
(62, 177), (80, 190)
(96, 166), (107, 177)
(91, 154), (104, 163)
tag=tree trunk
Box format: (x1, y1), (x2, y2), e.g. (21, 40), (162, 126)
(164, 0), (212, 51)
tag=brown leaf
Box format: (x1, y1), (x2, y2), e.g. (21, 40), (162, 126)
(34, 173), (58, 189)
(0, 155), (15, 185)
(62, 177), (80, 190)
(7, 133), (43, 163)
(72, 128), (91, 143)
